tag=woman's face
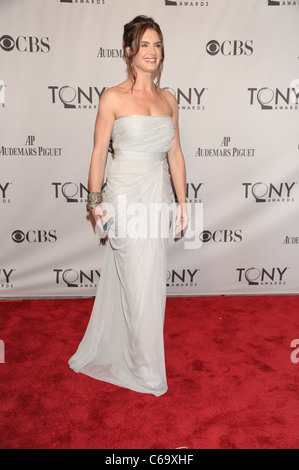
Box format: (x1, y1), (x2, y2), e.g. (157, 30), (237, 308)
(130, 28), (163, 75)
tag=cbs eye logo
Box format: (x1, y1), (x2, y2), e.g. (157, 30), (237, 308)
(0, 35), (50, 53)
(206, 40), (253, 56)
(0, 35), (14, 51)
(11, 230), (57, 243)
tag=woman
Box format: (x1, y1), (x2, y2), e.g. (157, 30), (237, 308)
(69, 16), (188, 396)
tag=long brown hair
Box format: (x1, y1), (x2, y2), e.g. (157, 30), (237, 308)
(123, 15), (165, 90)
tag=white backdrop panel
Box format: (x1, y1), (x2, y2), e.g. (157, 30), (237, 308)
(0, 0), (298, 297)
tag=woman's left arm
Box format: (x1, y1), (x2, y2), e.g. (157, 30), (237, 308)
(166, 92), (189, 233)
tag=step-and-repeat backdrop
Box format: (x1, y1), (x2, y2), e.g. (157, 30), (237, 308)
(1, 0), (298, 298)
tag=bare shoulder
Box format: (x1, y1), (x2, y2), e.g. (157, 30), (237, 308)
(159, 88), (178, 116)
(160, 87), (177, 104)
(99, 85), (122, 104)
(98, 81), (131, 117)
(97, 85), (124, 117)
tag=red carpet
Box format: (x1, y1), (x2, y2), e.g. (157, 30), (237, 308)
(0, 295), (299, 449)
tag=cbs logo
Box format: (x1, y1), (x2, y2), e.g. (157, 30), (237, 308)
(206, 40), (253, 56)
(0, 35), (50, 53)
(11, 230), (57, 243)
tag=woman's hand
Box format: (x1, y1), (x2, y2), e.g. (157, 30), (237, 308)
(175, 202), (189, 235)
(93, 204), (105, 224)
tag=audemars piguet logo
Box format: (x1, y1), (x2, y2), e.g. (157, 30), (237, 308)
(282, 236), (299, 245)
(0, 136), (62, 157)
(195, 137), (256, 158)
(97, 47), (123, 59)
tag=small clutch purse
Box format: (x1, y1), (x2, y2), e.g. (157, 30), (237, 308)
(94, 192), (114, 238)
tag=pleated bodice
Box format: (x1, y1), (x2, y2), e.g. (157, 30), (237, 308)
(111, 115), (175, 158)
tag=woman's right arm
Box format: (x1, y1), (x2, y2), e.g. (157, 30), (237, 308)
(88, 89), (116, 219)
(88, 89), (116, 192)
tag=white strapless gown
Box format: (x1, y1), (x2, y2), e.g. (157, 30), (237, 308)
(68, 115), (175, 396)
